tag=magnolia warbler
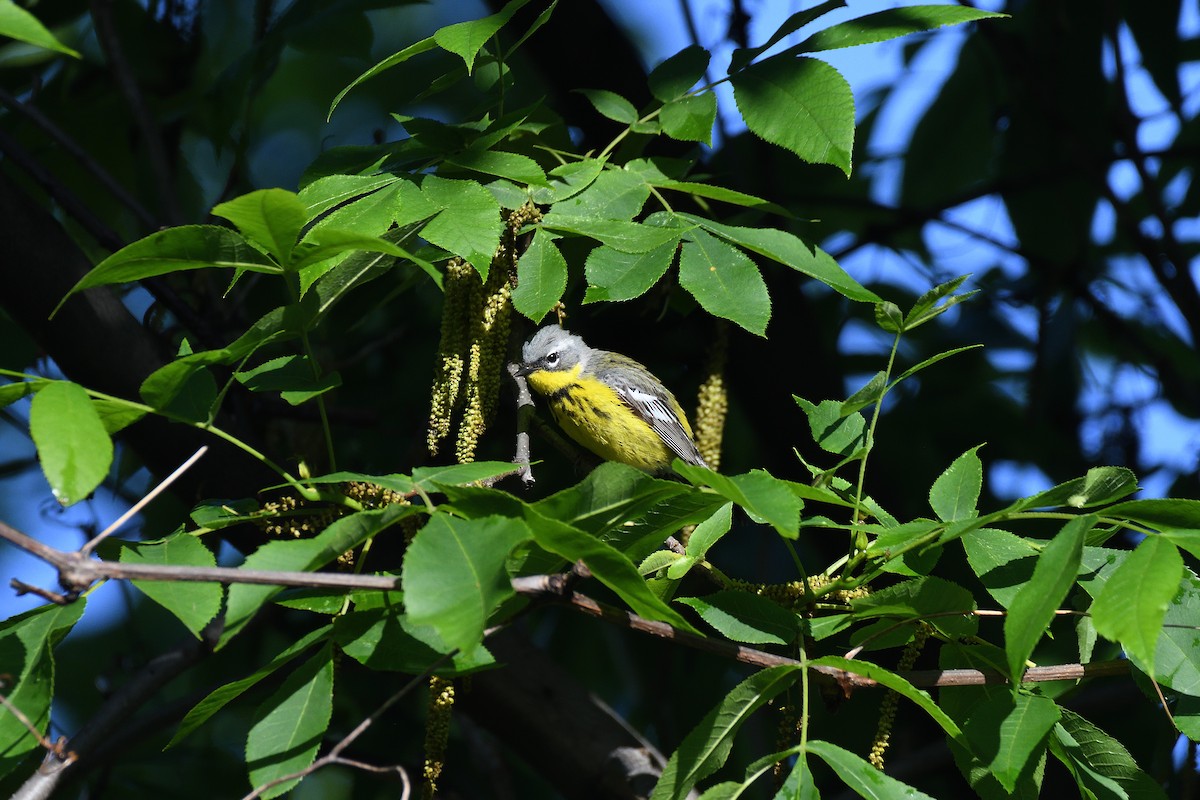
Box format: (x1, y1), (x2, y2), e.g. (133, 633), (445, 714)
(516, 326), (708, 474)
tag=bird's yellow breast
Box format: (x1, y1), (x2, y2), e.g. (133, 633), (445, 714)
(525, 365), (675, 472)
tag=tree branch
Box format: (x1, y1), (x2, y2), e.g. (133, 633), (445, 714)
(0, 519), (1131, 692)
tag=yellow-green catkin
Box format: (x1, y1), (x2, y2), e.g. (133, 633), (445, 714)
(773, 701), (802, 781)
(427, 258), (478, 457)
(728, 576), (871, 609)
(693, 323), (729, 471)
(421, 676), (456, 800)
(428, 203), (544, 464)
(454, 203), (541, 463)
(868, 623), (932, 770)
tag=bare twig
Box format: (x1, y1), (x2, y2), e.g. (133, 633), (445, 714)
(508, 362), (536, 486)
(0, 519), (399, 596)
(240, 653), (453, 800)
(0, 688), (76, 766)
(81, 446), (208, 555)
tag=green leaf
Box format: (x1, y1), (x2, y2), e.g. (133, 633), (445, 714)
(794, 396), (867, 458)
(961, 693), (1060, 793)
(120, 532), (222, 637)
(649, 45), (711, 101)
(55, 226), (283, 315)
(533, 158), (606, 204)
(1011, 466), (1140, 512)
(540, 215), (685, 253)
(551, 168), (651, 220)
(512, 229), (568, 321)
(1101, 498), (1200, 528)
(678, 590), (801, 644)
(403, 514), (531, 652)
(683, 502), (734, 563)
(298, 174), (399, 218)
(523, 506), (700, 633)
(168, 626), (332, 749)
(651, 666), (801, 800)
(899, 276), (979, 331)
(291, 228), (407, 272)
(840, 371), (886, 416)
(660, 94), (717, 145)
(576, 88), (639, 124)
(680, 215), (878, 302)
(811, 656), (964, 742)
(0, 601), (86, 779)
(334, 603), (495, 675)
(220, 504), (415, 648)
(245, 645), (334, 798)
(1160, 528), (1200, 561)
(654, 180), (783, 213)
(29, 381), (112, 506)
(1053, 708), (1167, 800)
(0, 1), (80, 57)
(775, 754), (820, 800)
(806, 740), (936, 799)
(211, 189), (307, 264)
(235, 355), (342, 405)
(929, 445), (984, 522)
(90, 397), (147, 434)
(583, 242), (676, 303)
(728, 1), (847, 71)
(1090, 535), (1183, 675)
(413, 460), (519, 490)
(950, 525), (1036, 606)
(1049, 724), (1134, 800)
(1003, 516), (1090, 684)
(795, 6), (1008, 53)
(678, 229), (771, 336)
(730, 55), (854, 175)
(434, 0), (532, 74)
(420, 175), (503, 277)
(874, 301), (904, 332)
(674, 466), (801, 538)
(894, 345), (984, 383)
(329, 36), (438, 118)
(447, 149), (550, 187)
(850, 576), (977, 638)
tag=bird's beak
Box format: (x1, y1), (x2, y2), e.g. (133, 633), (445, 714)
(513, 361), (535, 378)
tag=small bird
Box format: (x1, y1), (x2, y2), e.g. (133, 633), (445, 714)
(515, 326), (708, 474)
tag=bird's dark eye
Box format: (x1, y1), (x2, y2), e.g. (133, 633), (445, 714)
(546, 351), (559, 365)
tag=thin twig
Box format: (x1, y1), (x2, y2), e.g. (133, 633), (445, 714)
(240, 652), (452, 800)
(0, 689), (75, 765)
(508, 362), (535, 486)
(81, 446), (208, 555)
(0, 519), (399, 595)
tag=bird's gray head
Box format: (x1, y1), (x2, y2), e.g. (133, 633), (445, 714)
(520, 326), (590, 374)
